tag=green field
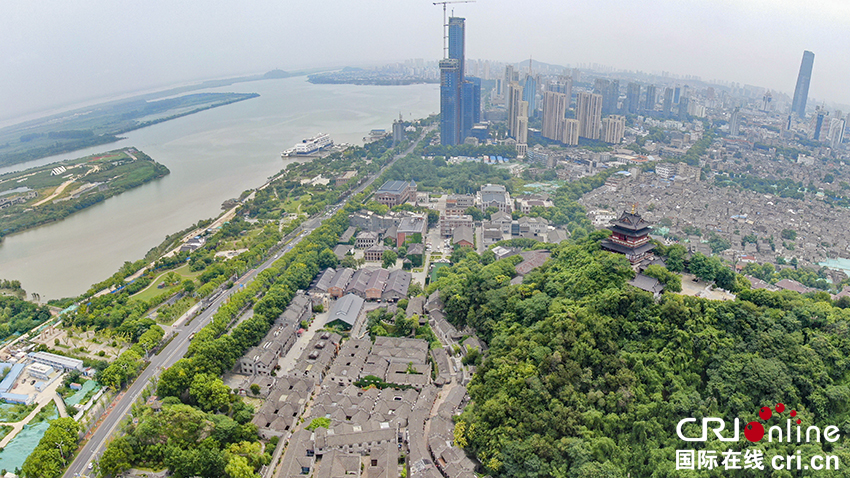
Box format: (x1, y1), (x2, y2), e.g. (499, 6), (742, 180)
(130, 264), (201, 303)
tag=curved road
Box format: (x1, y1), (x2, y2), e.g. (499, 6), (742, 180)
(63, 127), (432, 478)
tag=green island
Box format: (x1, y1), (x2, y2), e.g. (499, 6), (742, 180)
(0, 92), (258, 168)
(0, 148), (169, 240)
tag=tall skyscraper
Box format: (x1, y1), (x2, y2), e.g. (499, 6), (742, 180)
(448, 17), (465, 77)
(439, 17), (480, 145)
(644, 85), (657, 111)
(828, 118), (845, 148)
(594, 79), (618, 115)
(576, 92), (603, 140)
(516, 101), (529, 144)
(542, 91), (569, 141)
(662, 88), (674, 117)
(627, 83), (641, 114)
(607, 80), (620, 114)
(730, 108), (741, 136)
(507, 81), (524, 138)
(502, 65), (515, 96)
(791, 50), (815, 118)
(813, 109), (826, 140)
(461, 77), (481, 140)
(523, 74), (539, 116)
(678, 96), (689, 120)
(440, 58), (462, 145)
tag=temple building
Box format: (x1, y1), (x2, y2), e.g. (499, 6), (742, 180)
(601, 208), (655, 264)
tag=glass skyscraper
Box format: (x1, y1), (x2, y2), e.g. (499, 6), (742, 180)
(440, 58), (462, 146)
(791, 50), (815, 119)
(440, 17), (480, 145)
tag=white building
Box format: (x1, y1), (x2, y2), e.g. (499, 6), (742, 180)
(28, 351), (84, 371)
(27, 363), (54, 381)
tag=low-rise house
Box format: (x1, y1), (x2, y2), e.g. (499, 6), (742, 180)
(382, 270), (411, 302)
(356, 231), (380, 249)
(346, 269), (373, 298)
(452, 226), (474, 248)
(365, 244), (390, 262)
(397, 215), (427, 244)
(328, 268), (355, 298)
(366, 269), (390, 300)
(326, 294), (365, 330)
(440, 215), (473, 236)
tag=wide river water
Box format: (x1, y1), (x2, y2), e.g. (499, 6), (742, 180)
(0, 76), (439, 300)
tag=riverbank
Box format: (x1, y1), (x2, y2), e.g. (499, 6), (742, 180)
(0, 76), (438, 300)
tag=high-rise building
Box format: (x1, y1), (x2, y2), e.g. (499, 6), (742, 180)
(523, 74), (539, 115)
(448, 17), (465, 77)
(503, 65), (515, 96)
(678, 96), (689, 120)
(461, 78), (481, 141)
(602, 115), (626, 144)
(791, 50), (815, 118)
(576, 92), (603, 140)
(507, 81), (524, 139)
(607, 80), (620, 114)
(813, 109), (826, 141)
(828, 118), (845, 148)
(439, 17), (479, 145)
(392, 114), (405, 146)
(730, 108), (741, 137)
(644, 85), (657, 111)
(542, 91), (569, 141)
(673, 86), (681, 104)
(516, 105), (529, 145)
(440, 58), (462, 145)
(594, 79), (618, 115)
(561, 119), (580, 146)
(627, 83), (641, 114)
(662, 88), (674, 117)
(549, 75), (572, 99)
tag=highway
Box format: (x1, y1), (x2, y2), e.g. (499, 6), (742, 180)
(63, 126), (432, 478)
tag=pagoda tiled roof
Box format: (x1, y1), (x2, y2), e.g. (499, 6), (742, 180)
(610, 211), (653, 231)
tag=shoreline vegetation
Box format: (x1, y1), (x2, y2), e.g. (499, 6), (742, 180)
(0, 148), (169, 241)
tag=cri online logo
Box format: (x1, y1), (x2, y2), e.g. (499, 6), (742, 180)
(677, 403), (841, 443)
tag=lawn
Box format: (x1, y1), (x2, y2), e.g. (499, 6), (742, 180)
(130, 264), (200, 303)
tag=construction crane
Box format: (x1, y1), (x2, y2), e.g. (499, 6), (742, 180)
(433, 1), (476, 58)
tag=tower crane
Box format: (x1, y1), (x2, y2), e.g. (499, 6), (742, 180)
(432, 1), (476, 57)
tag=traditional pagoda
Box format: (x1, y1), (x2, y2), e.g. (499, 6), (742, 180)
(601, 206), (655, 264)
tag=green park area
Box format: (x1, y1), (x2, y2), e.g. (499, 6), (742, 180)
(0, 148), (169, 239)
(130, 264), (201, 303)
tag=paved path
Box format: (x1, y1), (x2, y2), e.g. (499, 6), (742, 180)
(33, 179), (75, 206)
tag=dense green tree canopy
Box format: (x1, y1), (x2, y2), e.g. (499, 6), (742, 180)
(434, 235), (850, 477)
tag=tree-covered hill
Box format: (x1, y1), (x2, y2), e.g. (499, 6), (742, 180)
(434, 234), (850, 477)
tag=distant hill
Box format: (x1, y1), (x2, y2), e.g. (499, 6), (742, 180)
(263, 69), (290, 79)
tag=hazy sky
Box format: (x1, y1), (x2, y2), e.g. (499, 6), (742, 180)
(3, 0), (850, 122)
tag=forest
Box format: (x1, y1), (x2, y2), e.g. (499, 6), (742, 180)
(0, 295), (51, 343)
(434, 233), (850, 477)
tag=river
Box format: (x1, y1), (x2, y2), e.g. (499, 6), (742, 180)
(0, 76), (438, 300)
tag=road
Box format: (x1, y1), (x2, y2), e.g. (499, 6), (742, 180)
(63, 127), (433, 478)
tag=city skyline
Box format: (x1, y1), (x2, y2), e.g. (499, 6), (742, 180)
(3, 0), (850, 122)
